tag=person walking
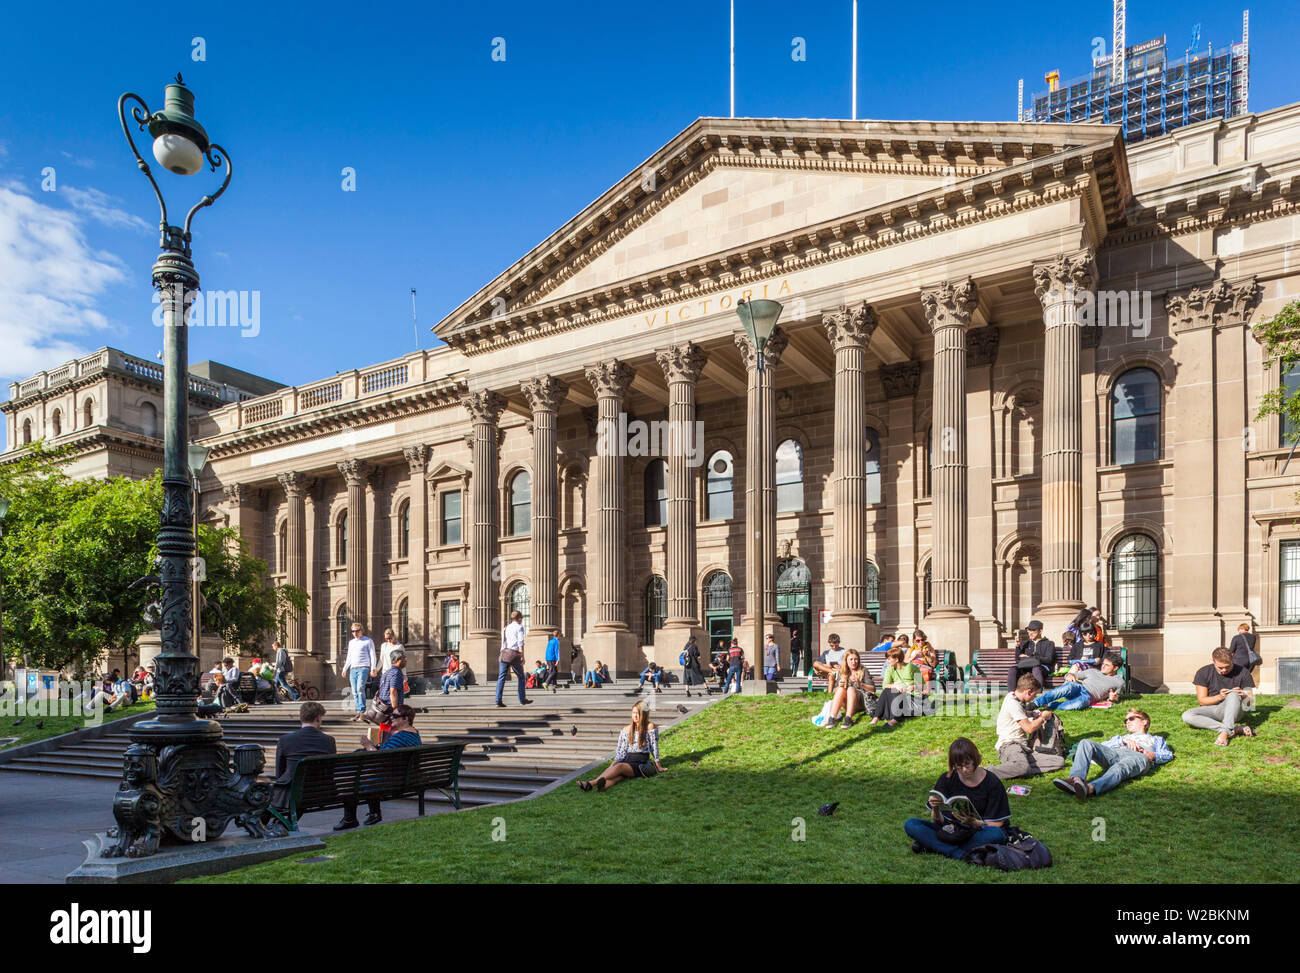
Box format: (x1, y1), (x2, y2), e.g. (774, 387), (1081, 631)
(496, 610), (533, 708)
(789, 630), (804, 677)
(545, 630), (561, 691)
(272, 640), (297, 700)
(722, 638), (744, 694)
(681, 635), (704, 690)
(342, 622), (376, 722)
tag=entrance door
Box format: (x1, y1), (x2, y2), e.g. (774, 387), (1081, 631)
(779, 609), (811, 674)
(777, 558), (812, 675)
(703, 571), (734, 667)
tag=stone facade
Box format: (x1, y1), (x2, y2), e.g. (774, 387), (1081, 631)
(10, 106), (1300, 693)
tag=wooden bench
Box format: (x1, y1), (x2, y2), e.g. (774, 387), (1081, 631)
(806, 651), (964, 694)
(267, 741), (467, 832)
(967, 644), (1131, 696)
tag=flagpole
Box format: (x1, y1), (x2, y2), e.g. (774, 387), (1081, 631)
(851, 0), (858, 120)
(730, 0), (735, 118)
(410, 288), (419, 350)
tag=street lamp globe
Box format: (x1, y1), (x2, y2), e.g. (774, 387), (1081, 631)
(146, 76), (210, 176)
(187, 442), (212, 479)
(736, 299), (783, 351)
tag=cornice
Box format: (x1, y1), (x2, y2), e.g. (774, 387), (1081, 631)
(1103, 176), (1300, 248)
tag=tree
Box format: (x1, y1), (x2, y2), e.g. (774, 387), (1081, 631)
(1253, 299), (1300, 441)
(0, 444), (307, 672)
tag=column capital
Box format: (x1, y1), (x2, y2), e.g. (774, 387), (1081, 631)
(822, 301), (877, 351)
(584, 359), (634, 400)
(276, 471), (307, 499)
(966, 325), (1001, 367)
(921, 278), (978, 332)
(222, 482), (253, 506)
(338, 458), (369, 488)
(403, 443), (430, 474)
(733, 325), (789, 370)
(879, 361), (922, 399)
(521, 375), (570, 413)
(1032, 250), (1097, 306)
(461, 389), (506, 426)
(656, 342), (708, 385)
(1165, 275), (1261, 332)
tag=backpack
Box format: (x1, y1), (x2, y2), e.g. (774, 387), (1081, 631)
(1032, 713), (1066, 757)
(679, 651), (688, 666)
(965, 829), (1053, 870)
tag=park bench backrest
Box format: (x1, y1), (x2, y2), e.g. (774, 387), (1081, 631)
(288, 742), (466, 816)
(237, 672), (257, 703)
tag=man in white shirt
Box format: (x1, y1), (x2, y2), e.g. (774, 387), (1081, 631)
(342, 622), (376, 722)
(988, 672), (1068, 780)
(811, 634), (847, 684)
(495, 610), (533, 709)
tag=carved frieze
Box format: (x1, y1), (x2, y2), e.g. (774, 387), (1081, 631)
(1165, 276), (1262, 332)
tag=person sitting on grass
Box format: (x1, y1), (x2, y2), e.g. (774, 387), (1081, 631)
(988, 673), (1067, 780)
(335, 704), (422, 830)
(904, 737), (1010, 859)
(1181, 646), (1256, 747)
(577, 700), (664, 791)
(1032, 653), (1124, 711)
(1052, 708), (1174, 799)
(823, 649), (875, 729)
(638, 662), (664, 693)
(870, 645), (922, 727)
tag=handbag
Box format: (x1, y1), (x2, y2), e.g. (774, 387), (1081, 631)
(499, 648), (522, 665)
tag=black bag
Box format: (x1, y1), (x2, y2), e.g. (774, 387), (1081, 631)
(1032, 713), (1066, 757)
(964, 828), (1053, 869)
(934, 821), (977, 845)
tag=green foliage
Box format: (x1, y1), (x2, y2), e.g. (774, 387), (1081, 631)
(1252, 299), (1300, 440)
(0, 444), (306, 672)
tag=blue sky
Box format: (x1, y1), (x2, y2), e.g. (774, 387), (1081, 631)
(0, 0), (1293, 422)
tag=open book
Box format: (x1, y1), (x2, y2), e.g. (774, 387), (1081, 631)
(927, 790), (979, 824)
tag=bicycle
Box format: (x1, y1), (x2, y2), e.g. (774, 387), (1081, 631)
(278, 676), (320, 701)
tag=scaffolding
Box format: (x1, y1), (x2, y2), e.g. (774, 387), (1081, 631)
(1027, 18), (1250, 143)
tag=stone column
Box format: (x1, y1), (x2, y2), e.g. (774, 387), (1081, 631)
(337, 459), (369, 632)
(966, 326), (1002, 651)
(403, 444), (430, 671)
(880, 362), (922, 629)
(219, 483), (261, 671)
(459, 390), (505, 680)
(653, 342), (708, 663)
(276, 471), (321, 683)
(522, 376), (569, 658)
(922, 278), (978, 663)
(1031, 251), (1094, 635)
(734, 326), (790, 679)
(584, 359), (639, 674)
(823, 302), (880, 655)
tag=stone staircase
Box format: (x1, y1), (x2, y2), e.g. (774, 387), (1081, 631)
(0, 682), (716, 811)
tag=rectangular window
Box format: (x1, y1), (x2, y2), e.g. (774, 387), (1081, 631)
(441, 600), (462, 652)
(1281, 541), (1300, 625)
(441, 490), (462, 545)
(1281, 366), (1300, 448)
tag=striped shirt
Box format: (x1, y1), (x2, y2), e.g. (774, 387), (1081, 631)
(380, 730), (421, 750)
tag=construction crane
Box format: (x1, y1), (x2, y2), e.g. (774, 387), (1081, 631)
(1187, 21), (1202, 58)
(1045, 70), (1060, 93)
(1112, 0), (1126, 84)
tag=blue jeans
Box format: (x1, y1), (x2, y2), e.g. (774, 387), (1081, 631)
(349, 667), (370, 714)
(441, 673), (464, 692)
(723, 664), (742, 693)
(496, 660), (526, 703)
(1033, 682), (1092, 711)
(585, 670), (604, 687)
(1069, 738), (1151, 795)
(764, 666), (777, 680)
(904, 819), (1007, 859)
(639, 672), (661, 687)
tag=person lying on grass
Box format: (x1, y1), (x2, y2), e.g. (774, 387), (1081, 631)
(1052, 707), (1173, 799)
(576, 700), (664, 791)
(904, 736), (1010, 860)
(1181, 646), (1256, 747)
(1032, 653), (1123, 711)
(824, 649), (875, 729)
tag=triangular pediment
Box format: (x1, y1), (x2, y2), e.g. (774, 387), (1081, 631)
(434, 117), (1126, 343)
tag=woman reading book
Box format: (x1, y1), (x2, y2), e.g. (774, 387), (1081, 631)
(903, 737), (1010, 859)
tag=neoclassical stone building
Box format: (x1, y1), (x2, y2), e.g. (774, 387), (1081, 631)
(21, 104), (1299, 692)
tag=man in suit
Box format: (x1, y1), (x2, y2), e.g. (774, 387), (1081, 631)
(271, 701), (337, 811)
(1009, 620), (1056, 692)
(1229, 624), (1259, 675)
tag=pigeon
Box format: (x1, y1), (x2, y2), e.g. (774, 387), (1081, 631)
(11, 718), (23, 727)
(685, 689), (691, 697)
(570, 724), (578, 736)
(817, 802), (839, 817)
(34, 720), (44, 730)
(676, 704), (688, 714)
(551, 728), (562, 736)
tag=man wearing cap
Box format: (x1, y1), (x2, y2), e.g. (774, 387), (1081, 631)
(1009, 620), (1056, 692)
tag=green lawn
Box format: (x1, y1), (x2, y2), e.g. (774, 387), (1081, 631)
(1, 699), (155, 750)
(198, 692), (1300, 884)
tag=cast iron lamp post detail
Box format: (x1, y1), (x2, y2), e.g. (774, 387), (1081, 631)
(104, 76), (275, 859)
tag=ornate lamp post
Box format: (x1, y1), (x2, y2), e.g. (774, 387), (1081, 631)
(102, 76), (273, 859)
(735, 299), (783, 684)
(0, 495), (9, 687)
(187, 442), (211, 658)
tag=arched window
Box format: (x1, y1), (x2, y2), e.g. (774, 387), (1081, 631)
(705, 450), (734, 521)
(644, 460), (668, 527)
(336, 603), (350, 652)
(396, 598), (409, 644)
(1110, 533), (1159, 629)
(1281, 364), (1300, 447)
(923, 563), (932, 615)
(22, 419), (32, 445)
(775, 439), (803, 513)
(644, 576), (667, 638)
(1111, 368), (1161, 465)
(866, 562), (881, 623)
(704, 572), (733, 614)
(397, 499), (410, 558)
(336, 511), (348, 566)
(509, 471), (531, 536)
(51, 409), (62, 438)
(83, 399), (94, 427)
(278, 521), (287, 573)
(865, 428), (882, 504)
(507, 581), (531, 632)
(141, 402), (159, 439)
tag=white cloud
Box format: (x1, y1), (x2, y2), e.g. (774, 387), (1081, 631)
(0, 181), (128, 381)
(62, 185), (152, 233)
(59, 150), (97, 169)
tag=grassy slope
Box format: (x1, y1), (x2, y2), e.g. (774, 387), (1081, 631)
(198, 692), (1300, 884)
(1, 700), (155, 750)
